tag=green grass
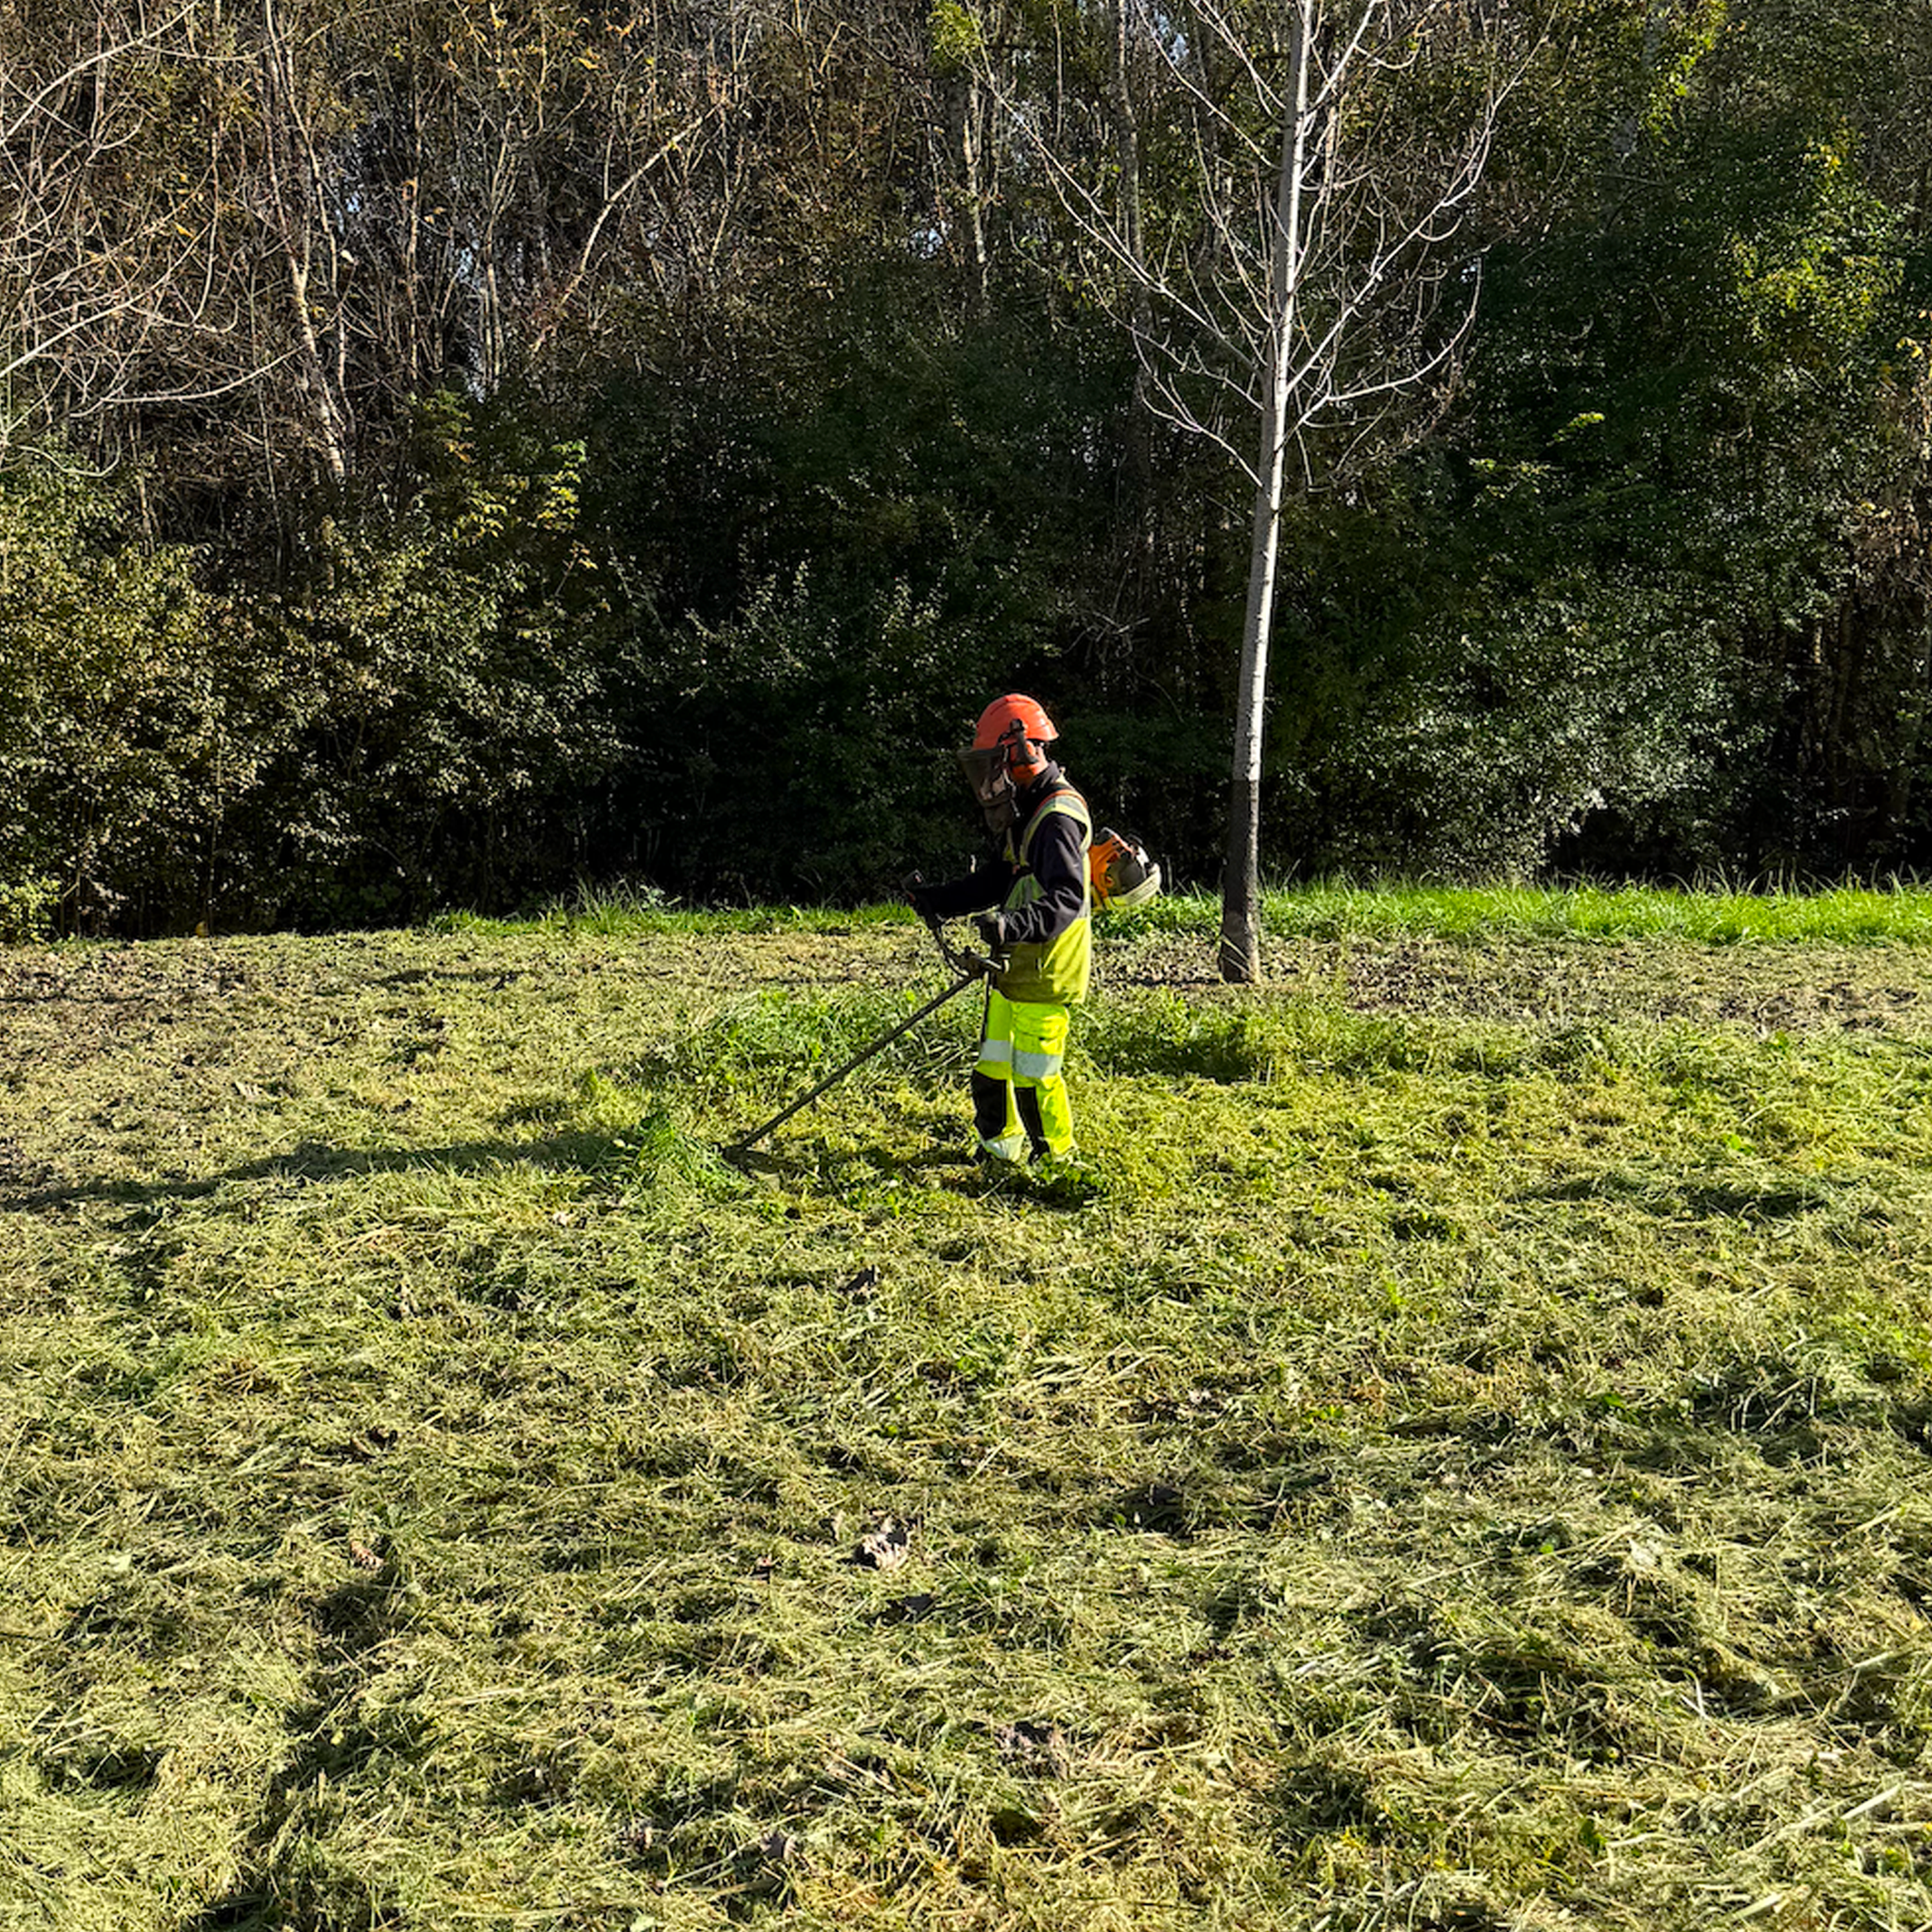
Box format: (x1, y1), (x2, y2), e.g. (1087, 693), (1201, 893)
(5, 893), (1932, 1929)
(437, 884), (916, 942)
(447, 877), (1932, 949)
(1201, 879), (1932, 945)
(463, 876), (1932, 952)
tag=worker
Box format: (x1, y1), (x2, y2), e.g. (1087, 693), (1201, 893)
(909, 694), (1092, 1170)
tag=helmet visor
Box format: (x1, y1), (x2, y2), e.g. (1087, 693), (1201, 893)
(956, 745), (1011, 807)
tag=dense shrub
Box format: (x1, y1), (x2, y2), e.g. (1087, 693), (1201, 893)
(0, 460), (225, 931)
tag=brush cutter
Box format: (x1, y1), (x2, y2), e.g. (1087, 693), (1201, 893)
(724, 890), (1004, 1161)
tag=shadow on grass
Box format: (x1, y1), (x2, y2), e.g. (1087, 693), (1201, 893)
(9, 1129), (1101, 1216)
(1526, 1168), (1851, 1223)
(731, 1139), (1102, 1211)
(1, 1128), (642, 1214)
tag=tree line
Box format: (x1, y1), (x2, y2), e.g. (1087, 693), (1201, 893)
(2, 0), (1929, 943)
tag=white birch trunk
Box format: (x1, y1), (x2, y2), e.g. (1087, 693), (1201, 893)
(1219, 1), (1311, 985)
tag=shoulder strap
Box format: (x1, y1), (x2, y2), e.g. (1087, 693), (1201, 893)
(1018, 787), (1091, 867)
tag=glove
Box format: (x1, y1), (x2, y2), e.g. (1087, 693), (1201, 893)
(974, 911), (1008, 952)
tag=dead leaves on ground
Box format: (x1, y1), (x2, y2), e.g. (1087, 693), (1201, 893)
(851, 1517), (911, 1572)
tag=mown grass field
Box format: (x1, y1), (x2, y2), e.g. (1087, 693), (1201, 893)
(5, 886), (1932, 1932)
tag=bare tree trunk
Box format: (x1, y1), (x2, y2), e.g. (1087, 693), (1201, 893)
(961, 65), (992, 313)
(1219, 2), (1310, 985)
(259, 0), (350, 482)
(1108, 0), (1159, 614)
(1106, 1), (1143, 270)
(1613, 0), (1673, 168)
(935, 18), (992, 313)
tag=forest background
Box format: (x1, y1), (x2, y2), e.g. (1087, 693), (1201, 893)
(3, 0), (1931, 942)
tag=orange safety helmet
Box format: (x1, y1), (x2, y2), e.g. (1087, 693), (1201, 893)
(972, 693), (1058, 755)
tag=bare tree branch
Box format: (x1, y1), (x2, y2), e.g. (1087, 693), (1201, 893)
(975, 0), (1539, 980)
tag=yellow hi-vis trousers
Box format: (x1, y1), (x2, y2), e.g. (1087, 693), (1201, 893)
(972, 989), (1074, 1162)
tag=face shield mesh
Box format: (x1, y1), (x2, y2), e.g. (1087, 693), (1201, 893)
(957, 745), (1011, 807)
(957, 744), (1021, 835)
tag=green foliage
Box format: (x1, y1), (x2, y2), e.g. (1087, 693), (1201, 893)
(0, 396), (623, 934)
(582, 264), (1139, 903)
(0, 872), (57, 944)
(8, 1), (1932, 925)
(928, 0), (983, 74)
(0, 458), (225, 931)
(1270, 0), (1932, 880)
(221, 391), (619, 927)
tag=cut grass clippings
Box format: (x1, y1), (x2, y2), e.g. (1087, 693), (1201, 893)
(3, 889), (1932, 1930)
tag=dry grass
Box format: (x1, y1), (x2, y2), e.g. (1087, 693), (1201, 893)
(3, 897), (1932, 1929)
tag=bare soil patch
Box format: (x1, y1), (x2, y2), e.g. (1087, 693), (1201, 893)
(1107, 931), (1932, 1034)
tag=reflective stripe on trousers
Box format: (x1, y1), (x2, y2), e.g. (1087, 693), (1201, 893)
(973, 988), (1074, 1161)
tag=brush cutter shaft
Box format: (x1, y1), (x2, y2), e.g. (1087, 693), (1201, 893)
(726, 892), (1007, 1158)
(729, 969), (981, 1155)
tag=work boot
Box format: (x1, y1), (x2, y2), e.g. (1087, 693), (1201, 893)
(975, 1131), (1028, 1167)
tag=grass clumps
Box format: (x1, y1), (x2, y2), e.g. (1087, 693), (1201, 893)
(5, 899), (1932, 1929)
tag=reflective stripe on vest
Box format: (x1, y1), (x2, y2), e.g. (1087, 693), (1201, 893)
(998, 789), (1092, 1005)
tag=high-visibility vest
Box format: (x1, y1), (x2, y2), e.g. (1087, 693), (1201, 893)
(998, 788), (1092, 1005)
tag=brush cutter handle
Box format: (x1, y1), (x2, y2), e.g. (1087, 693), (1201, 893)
(905, 870), (1006, 982)
(934, 929), (1007, 981)
(954, 945), (1009, 980)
